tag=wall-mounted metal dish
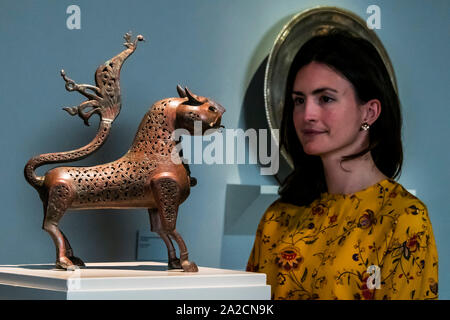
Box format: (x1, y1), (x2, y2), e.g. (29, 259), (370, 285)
(264, 6), (398, 168)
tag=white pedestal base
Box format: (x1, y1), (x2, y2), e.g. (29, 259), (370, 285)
(0, 261), (271, 300)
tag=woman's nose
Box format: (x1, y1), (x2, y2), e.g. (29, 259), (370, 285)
(303, 100), (320, 122)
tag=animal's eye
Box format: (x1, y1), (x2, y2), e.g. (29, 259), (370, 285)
(209, 106), (217, 112)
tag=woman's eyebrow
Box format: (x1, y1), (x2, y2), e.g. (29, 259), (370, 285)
(292, 87), (338, 95)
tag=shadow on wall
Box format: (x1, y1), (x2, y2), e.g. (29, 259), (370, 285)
(237, 56), (292, 186)
(220, 57), (295, 271)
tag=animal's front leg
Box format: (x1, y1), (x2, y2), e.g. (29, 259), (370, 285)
(148, 208), (181, 270)
(151, 177), (198, 272)
(168, 229), (198, 272)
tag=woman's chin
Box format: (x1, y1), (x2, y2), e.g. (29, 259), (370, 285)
(302, 145), (325, 156)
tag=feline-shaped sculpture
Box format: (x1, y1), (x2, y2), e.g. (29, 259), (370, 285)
(24, 33), (225, 272)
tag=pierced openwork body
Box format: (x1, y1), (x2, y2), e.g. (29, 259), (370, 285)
(24, 33), (225, 272)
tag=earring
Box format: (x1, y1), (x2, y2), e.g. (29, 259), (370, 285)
(360, 122), (370, 131)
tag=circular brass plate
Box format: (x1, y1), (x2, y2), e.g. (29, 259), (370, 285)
(264, 6), (398, 168)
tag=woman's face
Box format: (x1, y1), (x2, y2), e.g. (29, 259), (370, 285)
(292, 61), (370, 159)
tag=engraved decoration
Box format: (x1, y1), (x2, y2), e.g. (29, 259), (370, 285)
(24, 32), (226, 272)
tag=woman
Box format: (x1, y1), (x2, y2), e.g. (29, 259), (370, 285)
(247, 29), (438, 300)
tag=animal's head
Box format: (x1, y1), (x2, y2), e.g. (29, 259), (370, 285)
(174, 85), (225, 135)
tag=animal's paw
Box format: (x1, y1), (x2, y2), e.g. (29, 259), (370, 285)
(69, 256), (86, 268)
(55, 257), (76, 270)
(181, 261), (198, 272)
(168, 258), (182, 270)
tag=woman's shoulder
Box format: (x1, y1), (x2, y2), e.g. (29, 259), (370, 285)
(261, 179), (431, 221)
(260, 199), (286, 219)
(264, 198), (309, 213)
(255, 198), (307, 237)
(385, 179), (428, 213)
(383, 179), (433, 232)
(257, 198), (306, 224)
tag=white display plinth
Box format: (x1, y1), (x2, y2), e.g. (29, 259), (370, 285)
(0, 261), (271, 300)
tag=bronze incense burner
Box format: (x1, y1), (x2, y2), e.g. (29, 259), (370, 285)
(24, 32), (225, 272)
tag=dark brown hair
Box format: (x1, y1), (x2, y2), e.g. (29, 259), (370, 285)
(279, 29), (403, 206)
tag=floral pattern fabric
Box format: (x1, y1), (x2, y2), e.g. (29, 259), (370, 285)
(247, 179), (438, 300)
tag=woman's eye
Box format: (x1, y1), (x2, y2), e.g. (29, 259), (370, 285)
(321, 96), (334, 103)
(293, 97), (304, 105)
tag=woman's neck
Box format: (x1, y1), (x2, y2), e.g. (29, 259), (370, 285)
(321, 152), (388, 195)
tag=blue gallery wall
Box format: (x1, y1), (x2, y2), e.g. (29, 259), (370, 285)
(0, 0), (448, 298)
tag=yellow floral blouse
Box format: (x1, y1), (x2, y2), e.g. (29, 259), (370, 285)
(247, 178), (438, 300)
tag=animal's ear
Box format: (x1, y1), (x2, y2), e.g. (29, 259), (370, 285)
(185, 87), (203, 106)
(177, 85), (187, 98)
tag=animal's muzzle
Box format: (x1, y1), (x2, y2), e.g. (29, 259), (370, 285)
(209, 116), (223, 129)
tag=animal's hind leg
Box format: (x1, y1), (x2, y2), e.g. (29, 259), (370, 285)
(151, 177), (198, 272)
(61, 231), (85, 267)
(42, 184), (79, 270)
(148, 208), (181, 270)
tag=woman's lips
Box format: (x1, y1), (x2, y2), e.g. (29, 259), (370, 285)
(302, 129), (326, 136)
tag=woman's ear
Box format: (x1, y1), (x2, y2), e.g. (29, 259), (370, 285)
(362, 99), (382, 125)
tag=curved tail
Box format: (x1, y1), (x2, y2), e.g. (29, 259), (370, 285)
(25, 32), (144, 191)
(61, 32), (145, 126)
(24, 120), (112, 190)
